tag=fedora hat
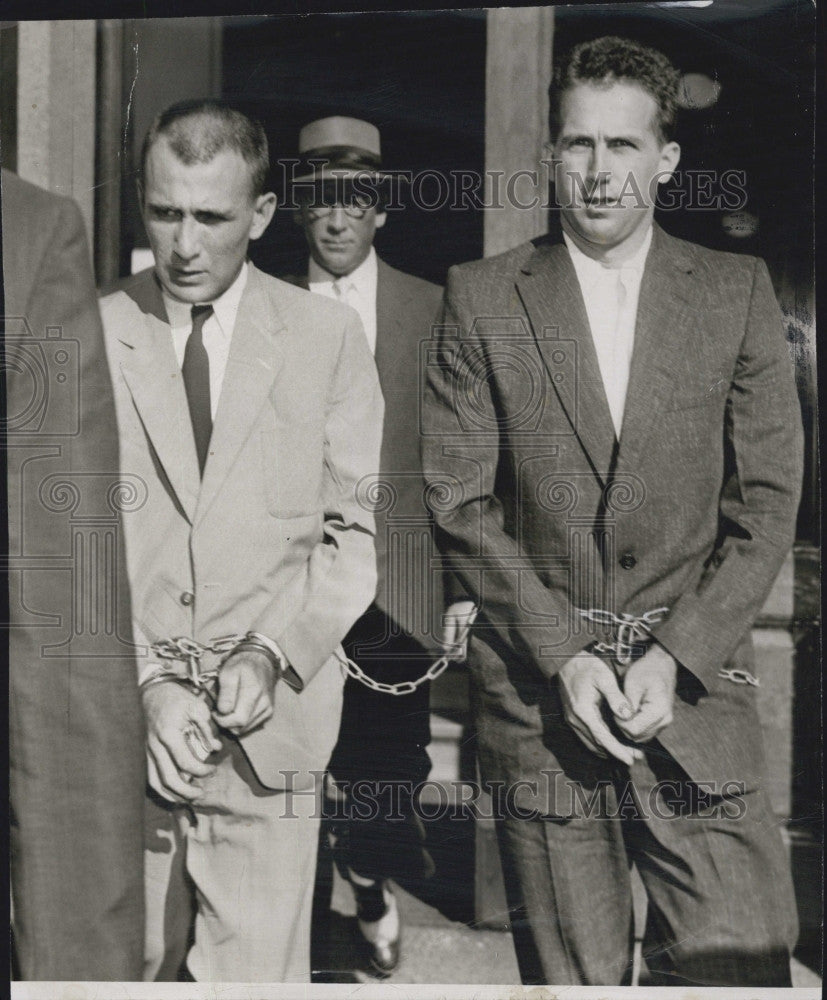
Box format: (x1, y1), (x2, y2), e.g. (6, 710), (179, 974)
(292, 116), (384, 184)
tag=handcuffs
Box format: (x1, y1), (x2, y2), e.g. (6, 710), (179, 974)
(142, 631), (286, 707)
(577, 605), (669, 675)
(142, 632), (288, 762)
(577, 605), (760, 686)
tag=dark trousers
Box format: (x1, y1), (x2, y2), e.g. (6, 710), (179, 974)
(495, 752), (798, 987)
(326, 606), (434, 882)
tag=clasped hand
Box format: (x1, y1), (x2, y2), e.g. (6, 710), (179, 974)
(558, 644), (677, 767)
(143, 649), (278, 803)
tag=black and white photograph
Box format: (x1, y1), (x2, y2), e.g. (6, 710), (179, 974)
(1, 2), (820, 997)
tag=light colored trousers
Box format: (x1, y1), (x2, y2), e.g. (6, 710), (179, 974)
(143, 736), (324, 982)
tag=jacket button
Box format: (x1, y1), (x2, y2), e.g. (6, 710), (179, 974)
(180, 591), (194, 606)
(619, 553), (637, 570)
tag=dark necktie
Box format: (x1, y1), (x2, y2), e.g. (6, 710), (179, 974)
(182, 304), (213, 475)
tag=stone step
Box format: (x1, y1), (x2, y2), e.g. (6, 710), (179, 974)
(426, 662), (473, 805)
(427, 713), (465, 788)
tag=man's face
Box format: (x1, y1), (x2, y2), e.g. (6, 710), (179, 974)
(552, 80), (680, 256)
(296, 184), (386, 277)
(141, 137), (275, 303)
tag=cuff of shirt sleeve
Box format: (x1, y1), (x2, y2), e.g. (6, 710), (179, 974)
(531, 631), (599, 679)
(137, 660), (164, 688)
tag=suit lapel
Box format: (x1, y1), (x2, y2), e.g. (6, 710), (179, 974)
(116, 275), (202, 522)
(193, 265), (285, 526)
(374, 259), (409, 384)
(516, 241), (617, 484)
(615, 226), (696, 476)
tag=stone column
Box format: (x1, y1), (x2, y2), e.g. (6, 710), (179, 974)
(484, 6), (554, 258)
(16, 20), (97, 245)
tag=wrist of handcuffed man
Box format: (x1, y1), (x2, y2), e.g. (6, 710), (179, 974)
(139, 668), (199, 696)
(228, 631), (288, 679)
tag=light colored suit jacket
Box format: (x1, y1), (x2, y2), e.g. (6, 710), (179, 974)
(422, 223), (803, 810)
(100, 263), (383, 790)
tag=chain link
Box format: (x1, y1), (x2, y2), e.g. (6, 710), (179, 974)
(576, 609), (763, 687)
(150, 612), (479, 699)
(336, 607), (479, 696)
(152, 634), (245, 661)
(335, 652), (453, 696)
(718, 667), (761, 687)
(577, 606), (669, 667)
(149, 609), (761, 696)
(149, 633), (246, 695)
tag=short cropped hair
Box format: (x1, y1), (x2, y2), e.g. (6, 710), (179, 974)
(550, 36), (681, 144)
(140, 100), (270, 198)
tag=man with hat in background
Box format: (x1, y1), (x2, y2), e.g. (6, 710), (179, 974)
(289, 116), (468, 976)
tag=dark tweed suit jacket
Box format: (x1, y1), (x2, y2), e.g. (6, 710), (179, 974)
(292, 257), (445, 651)
(3, 169), (145, 979)
(421, 223), (803, 814)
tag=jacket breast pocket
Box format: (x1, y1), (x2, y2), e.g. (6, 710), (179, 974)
(260, 418), (324, 518)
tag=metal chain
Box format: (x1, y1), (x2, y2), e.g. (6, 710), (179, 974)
(577, 606), (669, 667)
(152, 634), (246, 661)
(149, 633), (245, 693)
(335, 652), (452, 696)
(150, 611), (479, 699)
(577, 609), (761, 687)
(336, 608), (479, 696)
(150, 611), (760, 695)
(718, 667), (761, 687)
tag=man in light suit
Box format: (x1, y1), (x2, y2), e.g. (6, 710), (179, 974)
(4, 170), (145, 981)
(100, 101), (383, 982)
(422, 37), (802, 987)
(289, 117), (459, 975)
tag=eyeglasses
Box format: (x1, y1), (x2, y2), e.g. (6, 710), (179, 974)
(302, 198), (375, 221)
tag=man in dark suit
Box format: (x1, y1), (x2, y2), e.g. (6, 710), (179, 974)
(290, 117), (462, 975)
(2, 169), (145, 979)
(422, 37), (802, 987)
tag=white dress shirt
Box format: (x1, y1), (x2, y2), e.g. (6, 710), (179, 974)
(309, 248), (378, 355)
(564, 227), (653, 437)
(162, 262), (248, 420)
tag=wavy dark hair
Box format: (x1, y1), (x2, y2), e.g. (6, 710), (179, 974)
(549, 36), (681, 144)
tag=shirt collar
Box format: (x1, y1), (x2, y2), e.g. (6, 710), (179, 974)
(308, 247), (377, 294)
(161, 261), (249, 335)
(564, 226), (653, 288)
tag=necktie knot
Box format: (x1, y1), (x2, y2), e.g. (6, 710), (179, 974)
(333, 278), (355, 304)
(190, 303), (213, 329)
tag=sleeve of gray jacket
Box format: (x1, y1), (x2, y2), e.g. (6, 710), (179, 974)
(262, 311), (384, 686)
(653, 258), (804, 689)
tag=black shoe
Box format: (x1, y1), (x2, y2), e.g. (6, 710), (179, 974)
(352, 877), (400, 976)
